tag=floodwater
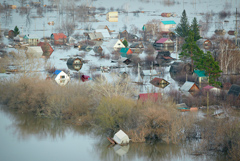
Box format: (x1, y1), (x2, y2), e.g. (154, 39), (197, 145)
(0, 106), (226, 161)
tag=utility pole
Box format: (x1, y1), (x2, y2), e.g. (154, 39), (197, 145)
(235, 8), (238, 45)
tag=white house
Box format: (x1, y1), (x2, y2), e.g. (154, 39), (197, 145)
(54, 70), (70, 86)
(159, 20), (176, 32)
(106, 39), (125, 51)
(26, 46), (43, 58)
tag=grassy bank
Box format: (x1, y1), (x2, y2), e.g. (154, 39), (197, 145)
(0, 75), (240, 159)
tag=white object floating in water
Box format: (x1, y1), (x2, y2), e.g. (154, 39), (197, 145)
(113, 130), (130, 145)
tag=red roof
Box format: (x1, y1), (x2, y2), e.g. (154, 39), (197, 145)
(37, 42), (54, 53)
(156, 38), (169, 44)
(162, 56), (173, 60)
(52, 33), (67, 41)
(203, 85), (214, 90)
(138, 93), (161, 102)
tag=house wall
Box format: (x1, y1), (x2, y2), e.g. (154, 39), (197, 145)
(106, 12), (118, 22)
(160, 23), (176, 32)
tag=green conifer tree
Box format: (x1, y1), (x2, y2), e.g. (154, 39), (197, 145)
(175, 10), (189, 38)
(13, 26), (20, 36)
(191, 17), (201, 41)
(122, 39), (128, 48)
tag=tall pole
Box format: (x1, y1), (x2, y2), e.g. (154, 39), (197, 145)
(235, 8), (238, 45)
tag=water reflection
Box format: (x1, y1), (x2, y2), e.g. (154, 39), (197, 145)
(1, 106), (91, 140)
(0, 106), (226, 161)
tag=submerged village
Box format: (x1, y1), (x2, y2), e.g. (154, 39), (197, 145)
(0, 0), (240, 160)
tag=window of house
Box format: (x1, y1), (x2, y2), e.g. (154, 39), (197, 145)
(60, 80), (65, 83)
(60, 75), (65, 79)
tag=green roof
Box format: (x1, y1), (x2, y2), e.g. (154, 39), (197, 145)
(161, 21), (176, 25)
(120, 48), (129, 54)
(121, 52), (127, 57)
(194, 70), (208, 77)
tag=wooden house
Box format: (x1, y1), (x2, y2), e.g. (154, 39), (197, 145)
(228, 84), (240, 99)
(107, 39), (125, 51)
(160, 20), (176, 32)
(23, 34), (39, 46)
(53, 70), (70, 86)
(120, 48), (133, 58)
(153, 38), (174, 49)
(106, 12), (118, 22)
(66, 57), (83, 71)
(150, 77), (170, 88)
(37, 42), (54, 56)
(180, 81), (200, 96)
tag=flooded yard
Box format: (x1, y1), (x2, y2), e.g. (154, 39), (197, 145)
(0, 106), (226, 161)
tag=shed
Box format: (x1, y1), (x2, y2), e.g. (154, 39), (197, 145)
(180, 81), (200, 96)
(202, 85), (221, 96)
(113, 130), (130, 145)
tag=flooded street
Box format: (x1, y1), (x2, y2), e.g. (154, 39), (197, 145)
(0, 106), (226, 161)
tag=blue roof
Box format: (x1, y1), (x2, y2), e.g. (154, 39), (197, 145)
(161, 21), (176, 25)
(120, 48), (129, 54)
(194, 70), (207, 77)
(54, 70), (62, 75)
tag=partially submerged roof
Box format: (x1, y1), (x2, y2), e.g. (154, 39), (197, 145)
(88, 32), (104, 40)
(228, 84), (240, 97)
(161, 20), (176, 25)
(95, 29), (111, 39)
(113, 130), (129, 145)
